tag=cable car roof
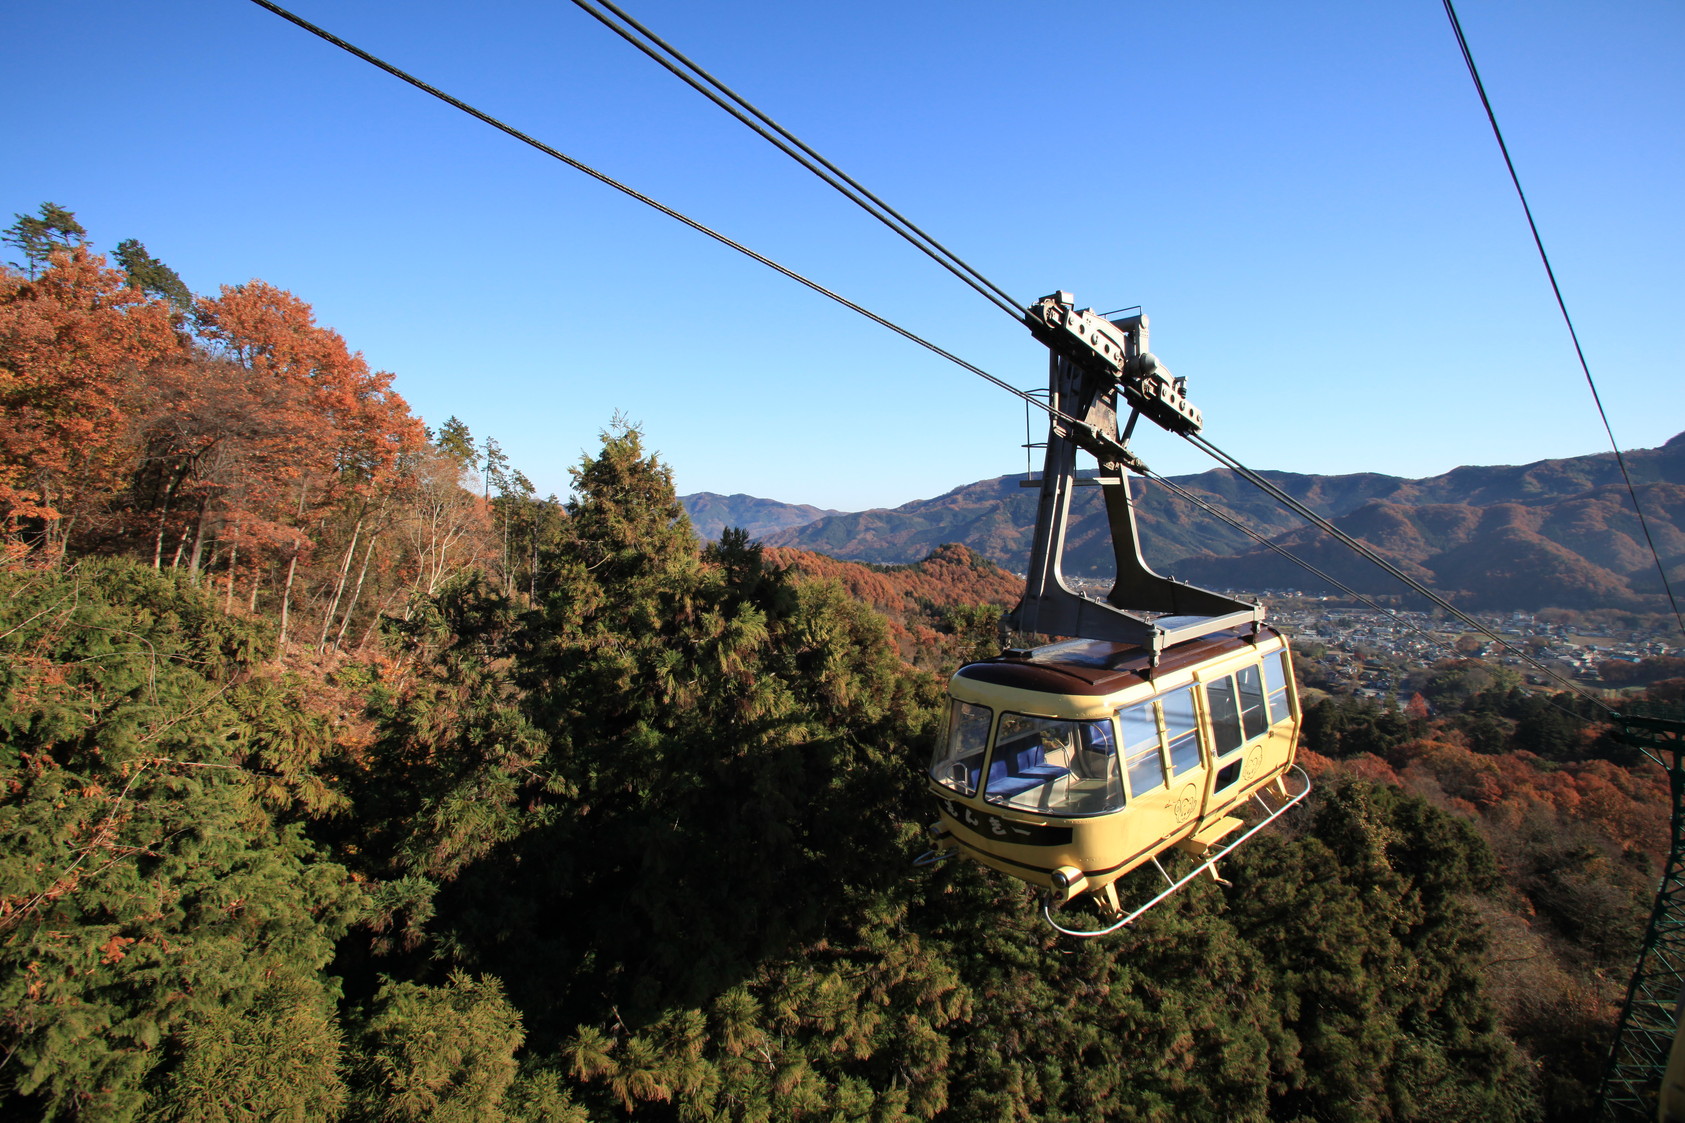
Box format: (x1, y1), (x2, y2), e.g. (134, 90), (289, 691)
(954, 627), (1283, 698)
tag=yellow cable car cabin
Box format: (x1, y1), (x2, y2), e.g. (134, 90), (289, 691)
(924, 626), (1302, 926)
(915, 291), (1313, 933)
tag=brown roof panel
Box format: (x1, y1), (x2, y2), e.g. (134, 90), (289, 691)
(953, 627), (1281, 697)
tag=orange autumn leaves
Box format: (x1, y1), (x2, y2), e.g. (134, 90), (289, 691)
(763, 542), (1020, 666)
(1, 247), (424, 574)
(1305, 735), (1670, 864)
(0, 247), (180, 554)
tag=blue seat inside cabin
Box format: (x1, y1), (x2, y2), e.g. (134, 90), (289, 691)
(985, 737), (1071, 799)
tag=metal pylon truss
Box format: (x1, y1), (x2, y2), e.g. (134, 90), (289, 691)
(1596, 704), (1685, 1122)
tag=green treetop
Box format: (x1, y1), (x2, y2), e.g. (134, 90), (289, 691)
(3, 201), (87, 277)
(113, 238), (192, 311)
(434, 415), (476, 472)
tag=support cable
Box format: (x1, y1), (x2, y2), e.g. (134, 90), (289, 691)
(1145, 470), (1470, 653)
(1183, 432), (1613, 713)
(1442, 0), (1684, 638)
(1144, 467), (1618, 729)
(567, 0), (1026, 321)
(249, 0), (1631, 719)
(244, 0), (1055, 420)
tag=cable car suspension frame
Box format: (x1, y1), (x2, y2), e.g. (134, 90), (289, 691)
(916, 291), (1313, 934)
(1012, 292), (1262, 659)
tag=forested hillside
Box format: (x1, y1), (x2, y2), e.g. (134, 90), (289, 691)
(761, 543), (1020, 670)
(3, 205), (1680, 1121)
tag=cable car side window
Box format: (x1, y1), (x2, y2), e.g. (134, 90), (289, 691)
(1120, 701), (1165, 798)
(1263, 649), (1293, 722)
(931, 701), (991, 796)
(1237, 663), (1269, 740)
(1207, 677), (1243, 757)
(986, 715), (1121, 815)
(1161, 686), (1202, 777)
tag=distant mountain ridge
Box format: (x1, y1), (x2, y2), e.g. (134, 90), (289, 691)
(680, 492), (842, 541)
(743, 434), (1685, 612)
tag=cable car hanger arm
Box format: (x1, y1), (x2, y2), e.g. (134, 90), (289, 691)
(1023, 292), (1202, 445)
(1010, 293), (1262, 657)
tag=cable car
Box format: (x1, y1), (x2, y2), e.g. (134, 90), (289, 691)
(916, 293), (1310, 934)
(925, 629), (1305, 931)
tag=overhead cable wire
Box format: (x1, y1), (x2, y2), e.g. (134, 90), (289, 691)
(1442, 0), (1684, 638)
(1142, 468), (1613, 725)
(249, 0), (1619, 715)
(566, 0), (1027, 322)
(1182, 432), (1613, 711)
(1144, 470), (1441, 634)
(513, 3), (1677, 677)
(244, 0), (1055, 420)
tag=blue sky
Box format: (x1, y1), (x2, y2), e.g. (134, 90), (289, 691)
(4, 1), (1680, 511)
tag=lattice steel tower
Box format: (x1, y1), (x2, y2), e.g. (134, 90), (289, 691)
(1596, 704), (1685, 1121)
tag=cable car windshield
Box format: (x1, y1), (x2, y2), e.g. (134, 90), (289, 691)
(983, 714), (1122, 817)
(930, 701), (992, 797)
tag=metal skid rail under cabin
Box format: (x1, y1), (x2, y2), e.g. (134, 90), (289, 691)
(917, 291), (1310, 934)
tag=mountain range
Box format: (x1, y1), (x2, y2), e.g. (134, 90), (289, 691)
(681, 492), (843, 541)
(680, 434), (1685, 612)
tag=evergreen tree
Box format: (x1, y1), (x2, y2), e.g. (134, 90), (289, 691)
(1225, 779), (1539, 1121)
(162, 972), (349, 1121)
(1302, 694), (1412, 758)
(3, 202), (86, 277)
(434, 416), (476, 472)
(0, 561), (359, 1118)
(112, 238), (191, 311)
(481, 435), (509, 501)
(349, 973), (527, 1122)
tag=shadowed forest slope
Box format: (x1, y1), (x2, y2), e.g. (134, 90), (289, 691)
(6, 423), (1671, 1120)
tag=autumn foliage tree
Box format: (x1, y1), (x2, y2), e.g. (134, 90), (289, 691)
(127, 352), (309, 575)
(0, 245), (180, 558)
(0, 204), (535, 667)
(190, 280), (427, 642)
(763, 542), (1020, 668)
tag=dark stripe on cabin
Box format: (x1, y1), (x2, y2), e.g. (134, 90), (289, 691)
(937, 796), (1074, 845)
(946, 828), (1173, 881)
